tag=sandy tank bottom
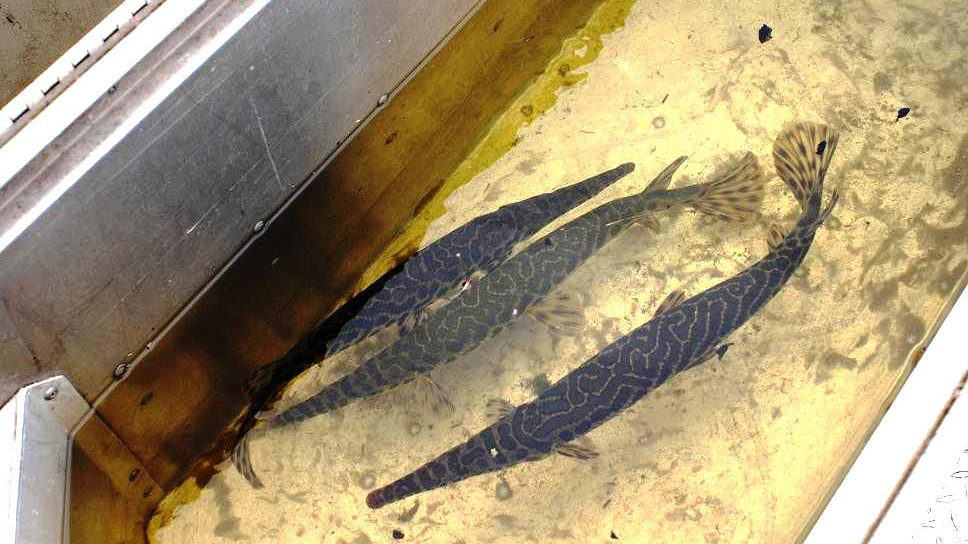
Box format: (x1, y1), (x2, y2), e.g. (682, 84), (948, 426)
(153, 0), (968, 542)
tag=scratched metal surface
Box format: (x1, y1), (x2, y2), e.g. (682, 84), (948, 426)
(156, 0), (968, 542)
(0, 0), (481, 404)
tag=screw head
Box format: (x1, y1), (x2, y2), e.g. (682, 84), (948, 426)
(113, 363), (129, 379)
(43, 386), (58, 400)
(253, 220), (265, 232)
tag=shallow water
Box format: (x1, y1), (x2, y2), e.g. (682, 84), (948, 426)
(155, 0), (968, 542)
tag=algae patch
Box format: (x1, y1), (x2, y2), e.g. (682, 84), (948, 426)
(355, 0), (639, 292)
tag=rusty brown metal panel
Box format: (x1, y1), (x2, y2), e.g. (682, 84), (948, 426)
(70, 446), (149, 544)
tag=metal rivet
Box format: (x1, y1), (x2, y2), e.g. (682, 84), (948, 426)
(113, 363), (129, 379)
(129, 468), (140, 482)
(378, 93), (389, 106)
(253, 220), (265, 232)
(43, 387), (58, 400)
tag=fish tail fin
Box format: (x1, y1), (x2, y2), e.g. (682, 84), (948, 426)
(231, 433), (265, 489)
(642, 156), (688, 193)
(687, 152), (766, 221)
(772, 122), (840, 213)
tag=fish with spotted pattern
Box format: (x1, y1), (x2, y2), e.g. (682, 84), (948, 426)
(324, 163), (639, 360)
(365, 122), (841, 509)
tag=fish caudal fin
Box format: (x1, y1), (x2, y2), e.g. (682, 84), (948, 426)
(689, 152), (766, 221)
(604, 157), (688, 228)
(643, 156), (689, 193)
(772, 122), (840, 212)
(231, 433), (265, 489)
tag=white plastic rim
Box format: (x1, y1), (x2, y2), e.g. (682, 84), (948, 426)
(804, 283), (968, 543)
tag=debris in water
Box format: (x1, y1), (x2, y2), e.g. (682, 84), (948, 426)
(758, 24), (773, 43)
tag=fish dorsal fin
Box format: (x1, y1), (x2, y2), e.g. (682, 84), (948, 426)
(643, 156), (688, 193)
(654, 289), (687, 317)
(529, 291), (585, 334)
(766, 223), (785, 251)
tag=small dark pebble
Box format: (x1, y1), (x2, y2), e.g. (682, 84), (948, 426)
(816, 140), (827, 156)
(758, 24), (773, 44)
(896, 107), (910, 121)
(392, 529), (404, 539)
(611, 530), (619, 539)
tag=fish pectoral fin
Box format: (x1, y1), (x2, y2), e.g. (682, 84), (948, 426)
(555, 442), (600, 460)
(485, 398), (515, 420)
(254, 407), (280, 421)
(654, 289), (687, 316)
(766, 223), (785, 251)
(413, 375), (455, 414)
(689, 152), (766, 221)
(529, 291), (585, 334)
(686, 343), (731, 370)
(636, 214), (661, 233)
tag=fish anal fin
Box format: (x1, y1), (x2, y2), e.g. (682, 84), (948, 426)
(767, 223), (785, 251)
(604, 212), (660, 231)
(485, 398), (515, 420)
(529, 291), (585, 334)
(555, 442), (599, 460)
(414, 375), (454, 414)
(654, 289), (687, 317)
(817, 188), (840, 226)
(689, 152), (766, 221)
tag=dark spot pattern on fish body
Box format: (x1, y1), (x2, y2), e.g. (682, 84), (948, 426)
(365, 123), (838, 508)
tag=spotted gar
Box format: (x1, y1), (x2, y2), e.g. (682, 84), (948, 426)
(323, 163), (637, 359)
(232, 151), (766, 488)
(365, 122), (840, 509)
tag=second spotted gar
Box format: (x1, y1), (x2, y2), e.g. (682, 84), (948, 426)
(323, 163), (637, 359)
(365, 122), (841, 509)
(234, 151), (766, 488)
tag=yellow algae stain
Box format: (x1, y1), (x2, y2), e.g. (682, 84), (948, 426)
(146, 477), (203, 543)
(355, 0), (638, 293)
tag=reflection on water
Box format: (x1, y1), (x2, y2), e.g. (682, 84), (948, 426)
(154, 0), (968, 541)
